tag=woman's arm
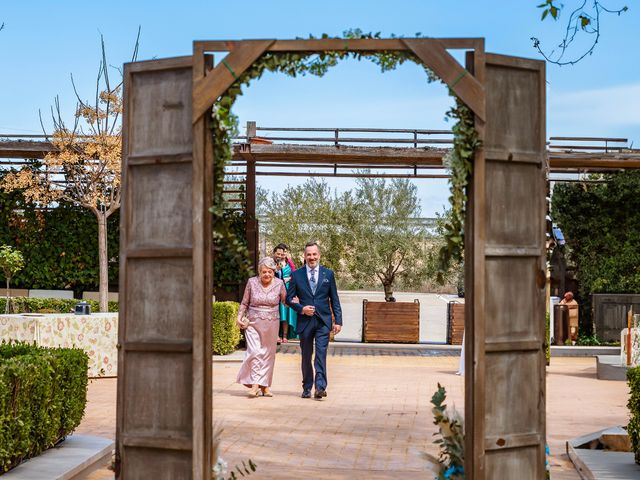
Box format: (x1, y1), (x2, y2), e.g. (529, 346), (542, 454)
(287, 257), (296, 272)
(237, 279), (252, 326)
(280, 279), (287, 304)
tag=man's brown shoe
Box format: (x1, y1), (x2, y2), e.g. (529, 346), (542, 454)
(314, 389), (327, 399)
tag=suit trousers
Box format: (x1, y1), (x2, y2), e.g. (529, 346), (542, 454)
(298, 315), (330, 391)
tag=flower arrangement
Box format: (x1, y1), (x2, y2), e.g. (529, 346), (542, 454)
(424, 384), (465, 479)
(212, 424), (257, 480)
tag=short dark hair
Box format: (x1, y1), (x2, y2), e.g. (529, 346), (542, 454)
(304, 241), (320, 252)
(272, 243), (288, 253)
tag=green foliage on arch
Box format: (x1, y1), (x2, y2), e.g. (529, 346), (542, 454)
(211, 29), (478, 288)
(551, 171), (640, 333)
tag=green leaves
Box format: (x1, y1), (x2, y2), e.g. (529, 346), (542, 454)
(212, 301), (241, 355)
(207, 29), (465, 292)
(227, 459), (257, 479)
(552, 171), (640, 335)
(533, 1), (629, 66)
(538, 0), (560, 21)
(627, 366), (640, 463)
(0, 245), (25, 310)
(427, 384), (465, 480)
(579, 15), (591, 29)
(259, 175), (431, 296)
(0, 343), (88, 472)
(435, 98), (479, 284)
(0, 183), (120, 292)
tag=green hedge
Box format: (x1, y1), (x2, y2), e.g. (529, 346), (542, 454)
(0, 183), (120, 293)
(0, 342), (88, 473)
(212, 301), (241, 355)
(628, 366), (640, 464)
(545, 311), (551, 366)
(0, 297), (118, 314)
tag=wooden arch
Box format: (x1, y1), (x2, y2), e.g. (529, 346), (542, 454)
(117, 38), (546, 479)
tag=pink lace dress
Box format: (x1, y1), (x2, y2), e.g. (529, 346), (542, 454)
(236, 276), (286, 387)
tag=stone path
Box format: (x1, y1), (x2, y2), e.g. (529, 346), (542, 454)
(78, 354), (628, 479)
(277, 342), (460, 357)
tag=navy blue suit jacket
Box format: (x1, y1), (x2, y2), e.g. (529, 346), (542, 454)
(286, 265), (342, 333)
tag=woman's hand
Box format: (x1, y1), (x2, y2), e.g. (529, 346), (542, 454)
(237, 317), (249, 330)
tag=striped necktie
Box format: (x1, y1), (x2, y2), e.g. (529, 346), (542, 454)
(309, 268), (317, 294)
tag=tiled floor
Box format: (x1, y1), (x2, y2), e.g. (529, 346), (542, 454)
(78, 354), (628, 479)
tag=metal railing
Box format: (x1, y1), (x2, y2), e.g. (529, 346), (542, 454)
(548, 136), (629, 153)
(235, 121), (454, 148)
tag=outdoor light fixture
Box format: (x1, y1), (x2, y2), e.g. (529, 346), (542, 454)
(552, 225), (566, 246)
(74, 301), (91, 315)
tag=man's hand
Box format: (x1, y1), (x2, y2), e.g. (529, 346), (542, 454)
(302, 305), (315, 316)
(332, 324), (342, 335)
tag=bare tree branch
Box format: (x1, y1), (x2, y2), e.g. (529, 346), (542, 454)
(531, 0), (628, 66)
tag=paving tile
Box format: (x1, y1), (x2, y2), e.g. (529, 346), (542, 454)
(76, 353), (627, 479)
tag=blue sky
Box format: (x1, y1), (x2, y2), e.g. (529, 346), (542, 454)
(1, 1), (637, 216)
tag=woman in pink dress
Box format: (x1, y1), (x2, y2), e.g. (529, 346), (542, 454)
(236, 257), (287, 397)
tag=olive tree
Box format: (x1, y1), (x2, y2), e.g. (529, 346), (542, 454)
(346, 176), (431, 300)
(0, 245), (25, 313)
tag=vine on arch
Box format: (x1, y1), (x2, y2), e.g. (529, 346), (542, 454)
(211, 30), (478, 287)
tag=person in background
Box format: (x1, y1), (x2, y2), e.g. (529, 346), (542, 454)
(236, 257), (286, 398)
(560, 291), (579, 344)
(273, 243), (297, 343)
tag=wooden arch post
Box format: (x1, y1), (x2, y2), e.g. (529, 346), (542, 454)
(117, 37), (546, 479)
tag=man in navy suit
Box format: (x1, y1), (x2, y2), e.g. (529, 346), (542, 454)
(286, 241), (342, 399)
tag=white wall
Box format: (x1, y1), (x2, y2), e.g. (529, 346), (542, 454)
(28, 289), (74, 299)
(335, 290), (460, 343)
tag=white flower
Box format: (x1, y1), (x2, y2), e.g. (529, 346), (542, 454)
(213, 456), (228, 480)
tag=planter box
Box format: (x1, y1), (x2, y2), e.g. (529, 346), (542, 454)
(447, 301), (465, 345)
(362, 300), (419, 343)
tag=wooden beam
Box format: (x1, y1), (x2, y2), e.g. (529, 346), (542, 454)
(0, 140), (55, 158)
(124, 56), (193, 73)
(232, 143), (449, 165)
(254, 171), (449, 179)
(549, 155), (640, 169)
(195, 38), (483, 53)
(403, 38), (485, 121)
(192, 40), (274, 123)
(191, 51), (214, 480)
(4, 139), (640, 170)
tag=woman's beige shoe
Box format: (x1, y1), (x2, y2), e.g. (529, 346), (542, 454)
(248, 385), (260, 397)
(260, 387), (273, 397)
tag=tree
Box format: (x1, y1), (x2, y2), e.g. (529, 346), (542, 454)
(532, 0), (629, 65)
(259, 176), (434, 298)
(551, 171), (640, 333)
(258, 179), (349, 270)
(427, 208), (464, 295)
(346, 176), (431, 301)
(0, 245), (24, 313)
(0, 33), (138, 311)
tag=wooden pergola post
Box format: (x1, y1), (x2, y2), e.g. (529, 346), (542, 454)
(117, 37), (547, 479)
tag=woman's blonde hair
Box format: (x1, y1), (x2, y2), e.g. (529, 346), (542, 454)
(258, 256), (277, 271)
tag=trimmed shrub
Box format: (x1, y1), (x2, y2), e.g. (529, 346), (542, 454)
(213, 301), (241, 355)
(0, 297), (118, 314)
(0, 342), (88, 473)
(628, 366), (640, 464)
